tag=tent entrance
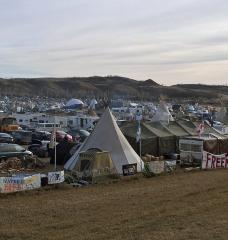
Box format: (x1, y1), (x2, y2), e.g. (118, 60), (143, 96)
(80, 159), (92, 172)
(78, 151), (116, 177)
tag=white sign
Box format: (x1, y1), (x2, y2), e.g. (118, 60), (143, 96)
(48, 171), (64, 184)
(202, 151), (228, 169)
(148, 161), (165, 174)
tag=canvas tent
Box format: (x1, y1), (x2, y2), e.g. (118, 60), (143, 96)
(65, 99), (84, 109)
(122, 119), (228, 157)
(176, 119), (198, 135)
(64, 108), (143, 173)
(143, 122), (177, 155)
(121, 121), (158, 156)
(121, 121), (188, 156)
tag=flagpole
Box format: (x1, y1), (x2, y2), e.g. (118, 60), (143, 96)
(139, 120), (142, 158)
(54, 115), (57, 171)
(138, 119), (143, 172)
(136, 113), (143, 172)
(139, 120), (143, 172)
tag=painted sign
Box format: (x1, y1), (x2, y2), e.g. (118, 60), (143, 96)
(0, 174), (41, 193)
(23, 174), (41, 190)
(48, 171), (64, 184)
(202, 151), (228, 169)
(165, 160), (176, 172)
(122, 164), (137, 176)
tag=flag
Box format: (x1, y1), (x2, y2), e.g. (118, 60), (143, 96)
(136, 122), (141, 143)
(49, 127), (56, 149)
(196, 121), (204, 137)
(135, 113), (142, 121)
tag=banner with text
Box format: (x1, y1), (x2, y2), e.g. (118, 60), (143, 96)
(0, 174), (41, 193)
(202, 151), (228, 169)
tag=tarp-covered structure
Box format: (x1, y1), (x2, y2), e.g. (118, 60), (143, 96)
(121, 122), (158, 156)
(143, 122), (177, 155)
(121, 121), (189, 156)
(121, 119), (228, 156)
(64, 108), (143, 174)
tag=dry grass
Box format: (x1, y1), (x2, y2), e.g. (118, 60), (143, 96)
(0, 170), (228, 240)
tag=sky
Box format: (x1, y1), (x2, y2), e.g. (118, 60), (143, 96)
(0, 0), (228, 85)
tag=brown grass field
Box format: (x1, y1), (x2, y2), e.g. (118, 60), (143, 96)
(0, 170), (228, 240)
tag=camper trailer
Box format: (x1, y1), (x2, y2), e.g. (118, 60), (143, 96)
(36, 123), (61, 132)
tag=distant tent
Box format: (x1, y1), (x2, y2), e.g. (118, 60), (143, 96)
(151, 101), (174, 123)
(65, 99), (84, 109)
(64, 108), (143, 173)
(89, 99), (98, 110)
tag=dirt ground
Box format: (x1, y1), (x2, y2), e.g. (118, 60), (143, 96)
(0, 169), (227, 240)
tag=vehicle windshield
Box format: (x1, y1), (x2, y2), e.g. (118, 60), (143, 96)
(15, 145), (25, 152)
(17, 131), (32, 137)
(70, 129), (89, 136)
(0, 144), (25, 152)
(79, 130), (90, 136)
(0, 133), (11, 137)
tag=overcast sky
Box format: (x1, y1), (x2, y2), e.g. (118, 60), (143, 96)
(0, 0), (228, 85)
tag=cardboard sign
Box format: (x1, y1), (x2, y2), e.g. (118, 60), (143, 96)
(148, 161), (165, 174)
(48, 171), (64, 184)
(202, 151), (228, 169)
(0, 174), (41, 193)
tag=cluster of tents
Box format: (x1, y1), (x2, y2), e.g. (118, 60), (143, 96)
(63, 107), (228, 177)
(120, 119), (228, 156)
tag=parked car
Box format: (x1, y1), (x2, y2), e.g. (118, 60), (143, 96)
(0, 143), (33, 160)
(28, 140), (50, 158)
(56, 130), (73, 142)
(0, 133), (14, 143)
(32, 131), (51, 141)
(11, 130), (32, 145)
(67, 129), (90, 142)
(19, 124), (35, 132)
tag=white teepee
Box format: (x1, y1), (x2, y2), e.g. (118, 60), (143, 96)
(151, 101), (174, 123)
(64, 108), (143, 173)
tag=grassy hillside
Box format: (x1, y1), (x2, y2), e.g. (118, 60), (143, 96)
(0, 76), (228, 103)
(0, 170), (227, 240)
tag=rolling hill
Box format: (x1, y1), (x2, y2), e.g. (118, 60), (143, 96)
(0, 76), (227, 103)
